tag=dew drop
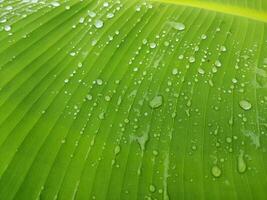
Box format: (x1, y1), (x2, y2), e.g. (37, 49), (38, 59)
(114, 145), (121, 155)
(103, 2), (109, 7)
(172, 68), (178, 75)
(237, 150), (246, 174)
(220, 46), (227, 52)
(94, 19), (104, 29)
(88, 11), (96, 18)
(189, 56), (195, 63)
(96, 79), (103, 85)
(4, 25), (11, 32)
(98, 112), (105, 120)
(86, 94), (93, 101)
(149, 185), (156, 193)
(51, 2), (60, 7)
(150, 42), (157, 49)
(149, 95), (163, 109)
(201, 34), (207, 40)
(215, 60), (222, 67)
(169, 22), (185, 31)
(107, 13), (114, 19)
(239, 100), (252, 111)
(198, 68), (205, 75)
(211, 166), (222, 177)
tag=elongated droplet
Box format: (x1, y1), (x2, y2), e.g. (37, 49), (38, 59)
(169, 22), (185, 31)
(114, 145), (121, 155)
(149, 95), (163, 109)
(239, 100), (252, 111)
(237, 151), (246, 173)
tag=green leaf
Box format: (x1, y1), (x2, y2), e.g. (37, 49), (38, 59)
(0, 0), (266, 199)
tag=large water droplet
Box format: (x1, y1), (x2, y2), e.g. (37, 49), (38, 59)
(169, 22), (185, 31)
(88, 11), (96, 18)
(215, 60), (222, 67)
(94, 19), (104, 29)
(150, 42), (157, 49)
(4, 25), (11, 32)
(149, 95), (163, 109)
(211, 165), (222, 177)
(239, 100), (252, 111)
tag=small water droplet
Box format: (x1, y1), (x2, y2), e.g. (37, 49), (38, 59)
(98, 112), (105, 120)
(189, 56), (195, 63)
(198, 68), (205, 75)
(172, 68), (178, 75)
(201, 34), (207, 40)
(105, 95), (111, 101)
(149, 185), (156, 193)
(103, 2), (109, 7)
(220, 46), (227, 52)
(96, 79), (103, 85)
(226, 137), (232, 143)
(152, 150), (158, 156)
(107, 13), (114, 19)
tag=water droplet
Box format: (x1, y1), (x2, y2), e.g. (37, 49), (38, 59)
(86, 94), (93, 101)
(239, 100), (252, 111)
(96, 79), (103, 85)
(198, 68), (205, 75)
(51, 2), (60, 7)
(232, 78), (238, 84)
(201, 34), (207, 40)
(215, 60), (222, 67)
(4, 25), (11, 32)
(105, 95), (111, 101)
(178, 55), (184, 60)
(114, 145), (121, 155)
(79, 17), (85, 24)
(237, 150), (246, 173)
(88, 11), (96, 18)
(169, 22), (185, 31)
(98, 112), (105, 120)
(149, 185), (156, 193)
(150, 42), (157, 49)
(107, 13), (114, 19)
(220, 46), (227, 52)
(211, 165), (222, 177)
(189, 56), (195, 63)
(226, 137), (232, 143)
(103, 2), (109, 7)
(149, 95), (163, 109)
(94, 19), (104, 29)
(172, 68), (178, 75)
(152, 150), (158, 156)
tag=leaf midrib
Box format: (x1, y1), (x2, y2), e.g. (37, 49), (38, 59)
(152, 0), (267, 23)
